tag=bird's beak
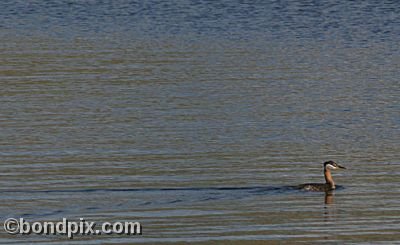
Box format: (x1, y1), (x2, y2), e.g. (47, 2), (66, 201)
(338, 164), (346, 169)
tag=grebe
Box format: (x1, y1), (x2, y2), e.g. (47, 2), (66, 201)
(298, 161), (346, 192)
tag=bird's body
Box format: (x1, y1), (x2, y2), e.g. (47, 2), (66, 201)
(298, 161), (346, 192)
(298, 183), (334, 192)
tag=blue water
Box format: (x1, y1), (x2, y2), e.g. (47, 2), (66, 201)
(1, 1), (400, 244)
(2, 0), (400, 44)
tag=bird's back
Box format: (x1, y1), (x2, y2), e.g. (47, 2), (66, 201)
(297, 183), (333, 192)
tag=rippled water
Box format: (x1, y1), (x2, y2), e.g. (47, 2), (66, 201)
(1, 1), (400, 243)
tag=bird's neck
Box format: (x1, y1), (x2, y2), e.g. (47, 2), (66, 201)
(324, 169), (335, 189)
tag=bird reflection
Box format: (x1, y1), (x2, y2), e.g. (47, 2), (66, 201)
(324, 191), (334, 204)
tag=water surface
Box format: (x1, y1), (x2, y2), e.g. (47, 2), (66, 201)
(0, 0), (399, 243)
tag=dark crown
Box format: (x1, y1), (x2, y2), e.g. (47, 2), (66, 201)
(323, 161), (336, 166)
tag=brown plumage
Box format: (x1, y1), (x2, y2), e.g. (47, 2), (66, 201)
(298, 161), (346, 192)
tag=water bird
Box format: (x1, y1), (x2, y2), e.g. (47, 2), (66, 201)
(298, 161), (346, 192)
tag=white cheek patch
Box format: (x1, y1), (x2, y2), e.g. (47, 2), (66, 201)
(326, 164), (337, 170)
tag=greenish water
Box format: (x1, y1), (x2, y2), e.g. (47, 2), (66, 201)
(1, 1), (400, 243)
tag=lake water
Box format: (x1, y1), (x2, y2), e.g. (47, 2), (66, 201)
(0, 0), (399, 243)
